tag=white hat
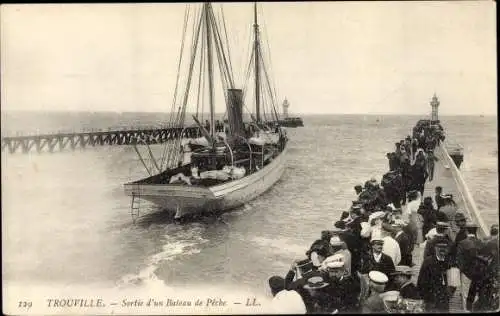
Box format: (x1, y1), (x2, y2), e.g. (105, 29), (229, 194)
(426, 228), (438, 240)
(369, 271), (388, 284)
(369, 211), (385, 222)
(380, 290), (400, 302)
(330, 236), (344, 246)
(392, 219), (407, 228)
(272, 289), (307, 314)
(321, 254), (345, 270)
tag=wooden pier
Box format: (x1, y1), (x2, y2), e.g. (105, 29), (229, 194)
(410, 141), (494, 313)
(1, 125), (224, 154)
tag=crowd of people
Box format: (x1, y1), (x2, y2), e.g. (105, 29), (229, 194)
(268, 121), (499, 314)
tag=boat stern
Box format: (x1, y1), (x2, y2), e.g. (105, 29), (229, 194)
(124, 182), (219, 218)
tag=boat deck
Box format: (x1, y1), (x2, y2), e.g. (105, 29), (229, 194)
(410, 142), (490, 313)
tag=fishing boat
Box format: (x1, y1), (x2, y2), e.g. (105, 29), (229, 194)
(124, 3), (288, 220)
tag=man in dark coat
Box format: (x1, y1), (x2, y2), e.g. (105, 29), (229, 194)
(362, 271), (389, 313)
(343, 206), (364, 273)
(360, 238), (396, 279)
(392, 220), (414, 267)
(456, 223), (483, 311)
(434, 186), (446, 210)
(417, 242), (453, 312)
(418, 196), (438, 236)
(453, 212), (468, 244)
(474, 225), (499, 311)
(321, 256), (360, 313)
(391, 266), (420, 299)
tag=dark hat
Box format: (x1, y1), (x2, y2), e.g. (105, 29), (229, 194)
(382, 222), (395, 233)
(455, 213), (466, 221)
(321, 230), (334, 241)
(303, 276), (329, 290)
(296, 259), (315, 276)
(268, 276), (285, 296)
(334, 221), (347, 230)
(407, 190), (419, 197)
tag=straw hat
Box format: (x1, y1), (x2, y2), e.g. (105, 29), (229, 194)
(380, 291), (400, 302)
(303, 276), (329, 290)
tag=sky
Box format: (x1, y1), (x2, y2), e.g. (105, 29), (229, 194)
(1, 2), (497, 115)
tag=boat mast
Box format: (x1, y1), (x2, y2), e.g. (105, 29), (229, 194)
(205, 3), (216, 139)
(253, 2), (261, 123)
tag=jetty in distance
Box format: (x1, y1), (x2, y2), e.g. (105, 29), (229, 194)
(1, 125), (222, 154)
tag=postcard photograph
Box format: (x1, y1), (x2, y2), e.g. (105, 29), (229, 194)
(1, 1), (498, 315)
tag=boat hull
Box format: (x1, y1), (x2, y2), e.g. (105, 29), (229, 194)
(124, 146), (287, 218)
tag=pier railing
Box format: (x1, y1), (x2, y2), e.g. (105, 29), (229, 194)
(439, 142), (489, 237)
(438, 142), (491, 311)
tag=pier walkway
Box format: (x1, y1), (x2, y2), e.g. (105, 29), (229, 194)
(410, 141), (492, 313)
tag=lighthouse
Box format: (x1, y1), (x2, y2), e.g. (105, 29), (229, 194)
(430, 93), (440, 122)
(282, 98), (290, 119)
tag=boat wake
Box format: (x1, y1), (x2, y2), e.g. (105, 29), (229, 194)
(118, 224), (208, 288)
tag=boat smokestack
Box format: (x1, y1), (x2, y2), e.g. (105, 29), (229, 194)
(227, 89), (245, 138)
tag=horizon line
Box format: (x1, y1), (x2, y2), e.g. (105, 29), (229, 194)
(1, 110), (496, 117)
